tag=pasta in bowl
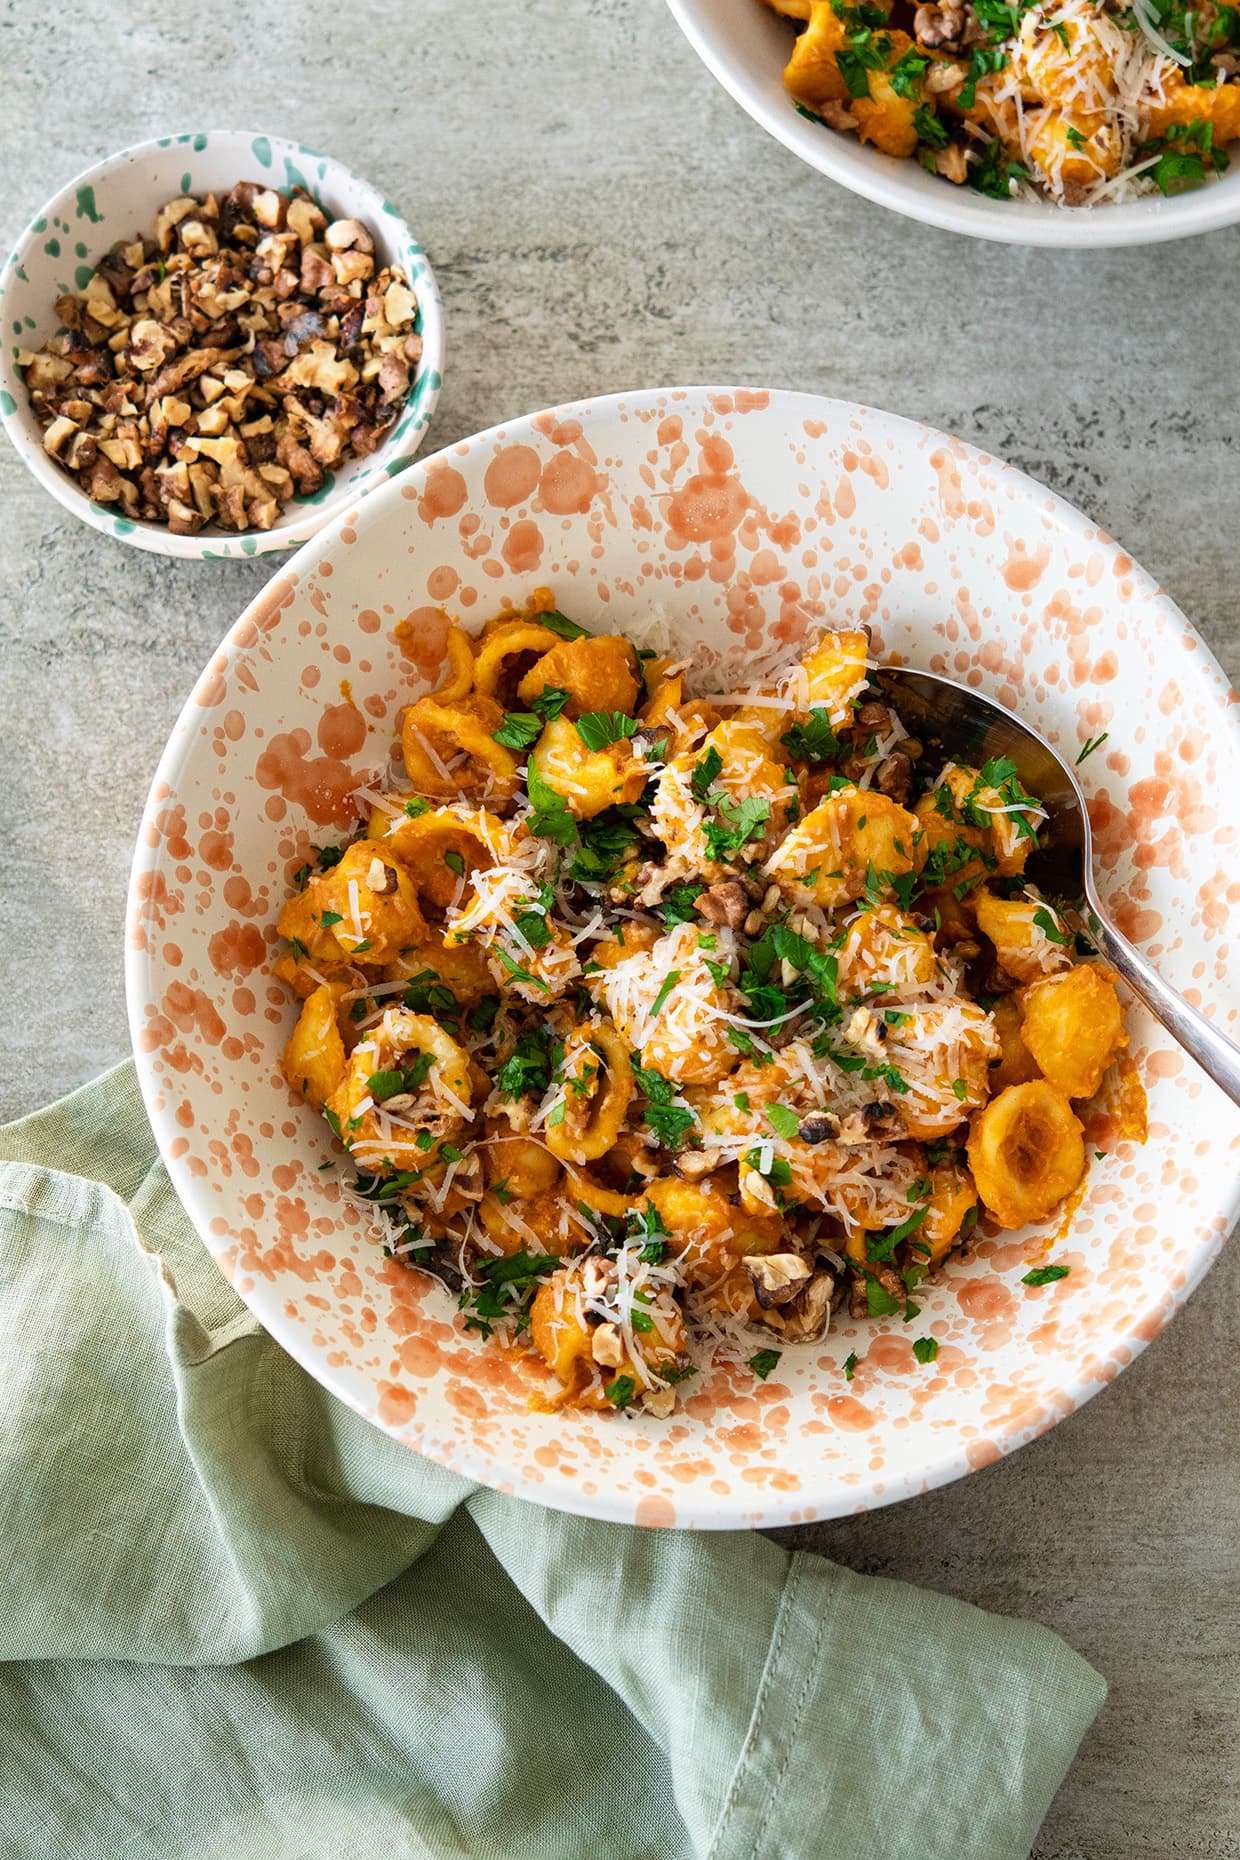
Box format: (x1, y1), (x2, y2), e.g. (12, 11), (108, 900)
(127, 388), (1240, 1527)
(276, 595), (1147, 1418)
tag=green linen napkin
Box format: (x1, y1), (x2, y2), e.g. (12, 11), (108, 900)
(0, 1060), (1105, 1860)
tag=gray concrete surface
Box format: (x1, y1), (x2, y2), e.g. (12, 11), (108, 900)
(1, 2), (1237, 1854)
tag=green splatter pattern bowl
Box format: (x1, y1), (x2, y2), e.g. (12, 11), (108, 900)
(0, 129), (444, 559)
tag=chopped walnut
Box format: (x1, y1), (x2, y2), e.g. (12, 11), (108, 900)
(18, 181), (422, 535)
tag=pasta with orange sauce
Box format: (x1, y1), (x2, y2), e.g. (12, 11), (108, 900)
(273, 591), (1146, 1416)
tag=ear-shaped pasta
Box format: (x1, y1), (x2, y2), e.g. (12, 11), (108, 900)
(283, 983), (347, 1108)
(1020, 962), (1125, 1101)
(472, 619), (565, 703)
(918, 1161), (979, 1267)
(975, 890), (1071, 984)
(766, 785), (916, 907)
(382, 937), (497, 1008)
(281, 840), (426, 966)
(645, 1173), (783, 1288)
(987, 993), (1041, 1093)
(545, 1021), (635, 1165)
(836, 904), (936, 994)
(326, 1008), (475, 1168)
(530, 716), (649, 820)
(374, 803), (504, 910)
(967, 1080), (1086, 1228)
(431, 624), (477, 702)
(401, 694), (521, 803)
(517, 634), (641, 719)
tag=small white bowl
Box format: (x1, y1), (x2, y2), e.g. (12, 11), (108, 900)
(666, 0), (1240, 247)
(0, 130), (444, 557)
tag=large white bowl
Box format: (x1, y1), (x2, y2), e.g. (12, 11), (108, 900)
(127, 387), (1240, 1529)
(0, 130), (444, 558)
(666, 0), (1240, 247)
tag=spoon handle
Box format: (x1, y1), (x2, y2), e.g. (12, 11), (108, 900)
(1086, 891), (1240, 1110)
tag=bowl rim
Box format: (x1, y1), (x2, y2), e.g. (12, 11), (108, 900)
(664, 0), (1240, 249)
(0, 126), (445, 559)
(126, 384), (1240, 1527)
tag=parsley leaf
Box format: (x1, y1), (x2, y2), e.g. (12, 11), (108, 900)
(780, 706), (839, 763)
(632, 1059), (697, 1149)
(539, 610), (589, 640)
(913, 104), (948, 148)
(661, 882), (705, 925)
(691, 745), (724, 801)
(605, 1375), (637, 1408)
(843, 1351), (858, 1381)
(403, 797), (431, 819)
(765, 1104), (801, 1140)
(650, 971), (680, 1017)
(703, 793), (771, 863)
(912, 1336), (939, 1365)
(532, 685), (571, 720)
(575, 710), (640, 752)
(865, 1277), (903, 1318)
(1033, 906), (1072, 947)
(1022, 1263), (1070, 1286)
(888, 47), (929, 96)
(494, 711), (543, 751)
(526, 767), (578, 846)
(749, 1349), (782, 1381)
(494, 1028), (555, 1100)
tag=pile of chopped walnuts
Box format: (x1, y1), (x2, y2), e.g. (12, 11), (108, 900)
(19, 182), (423, 534)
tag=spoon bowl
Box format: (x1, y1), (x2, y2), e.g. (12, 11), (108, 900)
(877, 665), (1240, 1109)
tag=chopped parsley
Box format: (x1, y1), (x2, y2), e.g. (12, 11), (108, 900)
(661, 882), (705, 924)
(402, 969), (459, 1017)
(605, 1375), (637, 1409)
(913, 104), (948, 149)
(538, 610), (589, 641)
(888, 46), (929, 96)
(570, 805), (643, 885)
(781, 706), (839, 762)
(494, 711), (543, 751)
(650, 970), (680, 1017)
(690, 745), (724, 801)
(843, 1351), (858, 1382)
(575, 710), (640, 752)
(443, 849), (466, 877)
(403, 796), (430, 819)
(764, 1103), (801, 1140)
(632, 1060), (697, 1149)
(531, 685), (571, 721)
(744, 1146), (793, 1189)
(526, 766), (578, 846)
(1033, 906), (1072, 947)
(749, 1349), (782, 1381)
(1022, 1263), (1070, 1286)
(494, 1028), (556, 1100)
(702, 793), (771, 863)
(367, 1052), (433, 1101)
(912, 1336), (939, 1365)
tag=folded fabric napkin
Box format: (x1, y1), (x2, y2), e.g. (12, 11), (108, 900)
(0, 1060), (1104, 1860)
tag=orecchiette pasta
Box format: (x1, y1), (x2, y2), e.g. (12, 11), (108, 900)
(273, 590), (1145, 1418)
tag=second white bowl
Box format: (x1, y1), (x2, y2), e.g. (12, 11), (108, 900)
(666, 0), (1240, 247)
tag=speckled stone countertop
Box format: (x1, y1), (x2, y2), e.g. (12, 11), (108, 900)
(2, 3), (1237, 1854)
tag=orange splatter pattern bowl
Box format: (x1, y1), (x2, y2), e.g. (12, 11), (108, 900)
(126, 388), (1240, 1529)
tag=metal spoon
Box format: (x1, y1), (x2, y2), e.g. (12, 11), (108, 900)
(875, 665), (1240, 1109)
